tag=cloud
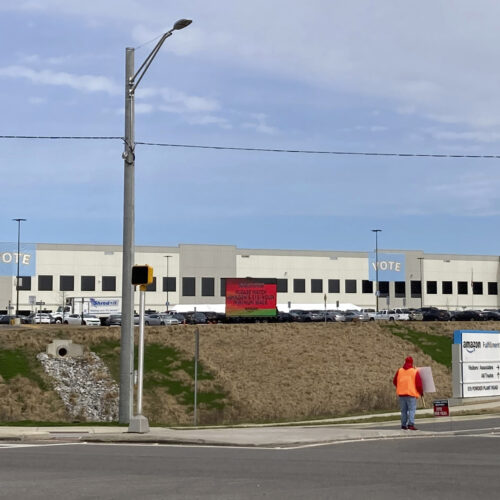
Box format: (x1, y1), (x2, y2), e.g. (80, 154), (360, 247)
(0, 65), (120, 95)
(241, 113), (277, 135)
(428, 130), (500, 144)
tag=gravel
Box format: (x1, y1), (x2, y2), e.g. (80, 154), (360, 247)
(37, 351), (119, 422)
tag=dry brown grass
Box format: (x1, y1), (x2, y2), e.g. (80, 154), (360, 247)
(0, 321), (475, 424)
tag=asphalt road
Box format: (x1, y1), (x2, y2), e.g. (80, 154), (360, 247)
(1, 422), (500, 500)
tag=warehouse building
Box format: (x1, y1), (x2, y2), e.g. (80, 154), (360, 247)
(1, 242), (499, 314)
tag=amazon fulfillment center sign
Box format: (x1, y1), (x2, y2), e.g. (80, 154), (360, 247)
(452, 330), (500, 398)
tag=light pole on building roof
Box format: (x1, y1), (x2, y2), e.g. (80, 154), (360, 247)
(119, 19), (192, 426)
(12, 218), (26, 316)
(371, 229), (382, 312)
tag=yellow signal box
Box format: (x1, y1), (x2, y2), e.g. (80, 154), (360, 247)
(132, 265), (154, 288)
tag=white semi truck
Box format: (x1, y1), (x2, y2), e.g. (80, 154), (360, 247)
(51, 297), (121, 324)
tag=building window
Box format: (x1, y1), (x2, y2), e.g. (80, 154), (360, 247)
(394, 281), (405, 298)
(81, 276), (95, 292)
(220, 278), (226, 297)
(472, 281), (483, 295)
(60, 275), (74, 292)
(38, 275), (53, 291)
(202, 277), (215, 296)
(102, 276), (116, 292)
(442, 281), (453, 295)
(379, 281), (389, 297)
(328, 279), (340, 293)
(277, 279), (288, 293)
(410, 281), (421, 298)
(488, 282), (498, 295)
(345, 279), (357, 294)
(362, 280), (373, 294)
(146, 277), (157, 292)
(163, 277), (176, 292)
(426, 281), (437, 294)
(311, 279), (323, 293)
(17, 276), (31, 291)
(183, 277), (196, 296)
(458, 281), (468, 295)
(293, 279), (305, 293)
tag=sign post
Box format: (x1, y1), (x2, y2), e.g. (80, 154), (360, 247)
(128, 265), (153, 434)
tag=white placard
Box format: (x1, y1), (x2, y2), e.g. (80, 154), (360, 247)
(417, 366), (436, 393)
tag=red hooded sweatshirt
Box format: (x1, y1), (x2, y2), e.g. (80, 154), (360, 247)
(393, 356), (423, 396)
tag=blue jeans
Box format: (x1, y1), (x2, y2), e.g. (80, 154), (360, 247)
(399, 396), (417, 427)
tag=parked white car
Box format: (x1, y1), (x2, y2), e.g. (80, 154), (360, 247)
(359, 308), (377, 321)
(374, 309), (399, 321)
(64, 313), (101, 326)
(393, 308), (410, 321)
(27, 313), (52, 324)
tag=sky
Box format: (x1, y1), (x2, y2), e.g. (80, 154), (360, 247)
(2, 1), (500, 256)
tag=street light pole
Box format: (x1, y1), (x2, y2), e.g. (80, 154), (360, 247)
(371, 229), (382, 313)
(418, 257), (424, 308)
(119, 19), (192, 425)
(164, 255), (172, 312)
(12, 218), (26, 316)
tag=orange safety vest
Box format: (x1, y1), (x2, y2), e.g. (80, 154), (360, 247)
(396, 367), (420, 398)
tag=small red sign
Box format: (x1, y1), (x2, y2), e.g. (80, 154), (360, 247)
(433, 399), (449, 417)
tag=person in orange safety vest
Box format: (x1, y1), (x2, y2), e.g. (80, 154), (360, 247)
(393, 356), (423, 430)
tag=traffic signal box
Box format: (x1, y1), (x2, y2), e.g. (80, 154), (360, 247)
(132, 265), (154, 290)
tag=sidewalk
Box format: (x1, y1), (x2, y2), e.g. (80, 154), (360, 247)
(1, 398), (499, 448)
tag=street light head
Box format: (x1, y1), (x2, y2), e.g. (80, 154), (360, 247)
(173, 19), (192, 30)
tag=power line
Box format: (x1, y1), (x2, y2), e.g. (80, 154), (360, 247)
(136, 141), (500, 159)
(1, 134), (500, 159)
(0, 135), (122, 140)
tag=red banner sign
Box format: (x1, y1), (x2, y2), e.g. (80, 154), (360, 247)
(225, 278), (277, 317)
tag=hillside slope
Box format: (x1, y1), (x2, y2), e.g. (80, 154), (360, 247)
(0, 321), (468, 425)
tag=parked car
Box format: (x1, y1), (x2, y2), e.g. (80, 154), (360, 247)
(0, 315), (29, 324)
(289, 310), (309, 322)
(408, 309), (424, 321)
(375, 309), (399, 321)
(276, 311), (293, 322)
(105, 314), (140, 326)
(343, 310), (369, 322)
(452, 310), (482, 321)
(393, 308), (410, 321)
(144, 313), (163, 326)
(481, 310), (500, 321)
(419, 307), (450, 321)
(359, 308), (377, 321)
(64, 313), (101, 326)
(158, 314), (181, 325)
(26, 313), (52, 324)
(185, 311), (208, 324)
(327, 310), (346, 322)
(164, 312), (185, 324)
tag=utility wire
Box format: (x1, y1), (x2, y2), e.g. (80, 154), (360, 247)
(0, 135), (121, 140)
(136, 141), (500, 159)
(1, 134), (500, 159)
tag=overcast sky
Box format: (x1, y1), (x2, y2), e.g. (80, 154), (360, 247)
(2, 1), (500, 255)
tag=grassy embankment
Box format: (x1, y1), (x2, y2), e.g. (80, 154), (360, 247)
(0, 321), (479, 425)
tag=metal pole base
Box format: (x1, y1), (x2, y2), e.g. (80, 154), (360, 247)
(128, 415), (150, 433)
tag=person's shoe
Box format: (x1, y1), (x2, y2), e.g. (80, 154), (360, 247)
(407, 425), (418, 430)
(401, 426), (407, 430)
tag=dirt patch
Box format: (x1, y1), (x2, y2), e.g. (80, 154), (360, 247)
(0, 321), (477, 424)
